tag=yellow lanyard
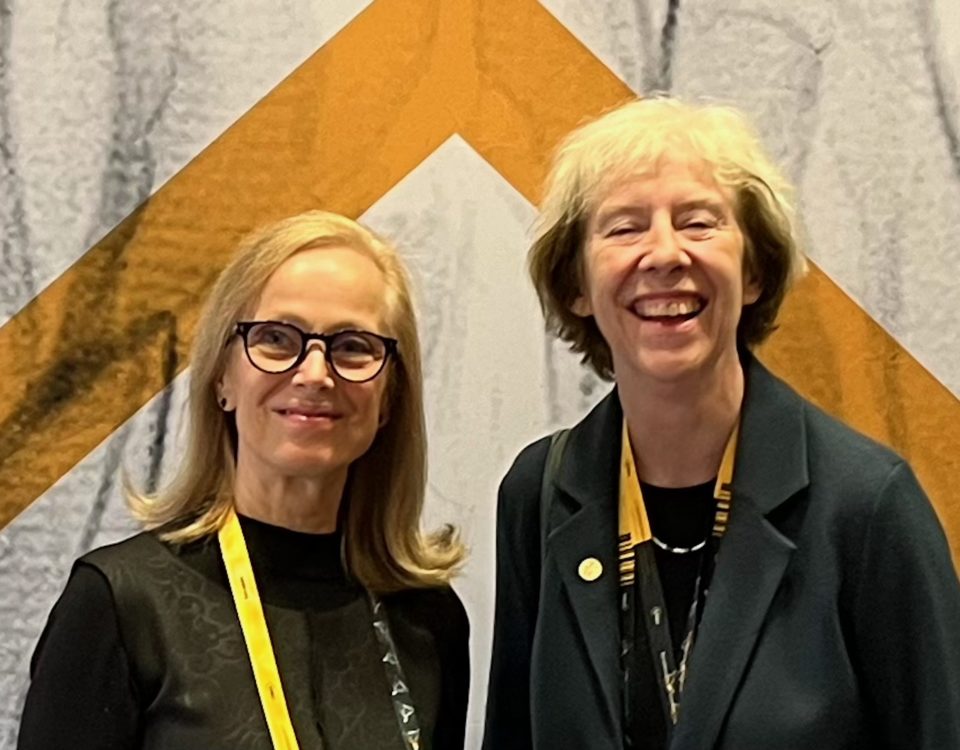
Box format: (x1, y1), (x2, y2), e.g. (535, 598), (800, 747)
(617, 418), (740, 729)
(618, 418), (738, 580)
(219, 508), (299, 750)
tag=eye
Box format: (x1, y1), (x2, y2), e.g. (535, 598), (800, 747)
(605, 224), (642, 239)
(330, 332), (383, 362)
(678, 211), (720, 236)
(248, 323), (301, 356)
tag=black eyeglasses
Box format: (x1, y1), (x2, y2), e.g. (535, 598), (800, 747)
(234, 321), (398, 383)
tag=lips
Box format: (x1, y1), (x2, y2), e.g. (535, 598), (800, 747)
(631, 294), (706, 322)
(276, 406), (341, 420)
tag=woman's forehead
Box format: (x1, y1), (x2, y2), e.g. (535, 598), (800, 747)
(588, 156), (734, 210)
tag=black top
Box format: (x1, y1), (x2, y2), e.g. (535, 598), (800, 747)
(642, 480), (716, 657)
(18, 515), (469, 750)
(627, 481), (717, 749)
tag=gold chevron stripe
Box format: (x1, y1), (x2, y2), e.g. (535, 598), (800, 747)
(0, 0), (957, 565)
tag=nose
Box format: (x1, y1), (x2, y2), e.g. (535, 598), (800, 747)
(636, 214), (689, 274)
(293, 344), (334, 387)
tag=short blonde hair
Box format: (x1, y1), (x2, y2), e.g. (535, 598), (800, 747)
(129, 210), (463, 592)
(530, 96), (807, 379)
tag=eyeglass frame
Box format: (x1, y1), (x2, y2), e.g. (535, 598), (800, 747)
(233, 320), (399, 383)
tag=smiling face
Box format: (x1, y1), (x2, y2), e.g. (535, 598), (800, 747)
(574, 160), (760, 386)
(219, 245), (392, 489)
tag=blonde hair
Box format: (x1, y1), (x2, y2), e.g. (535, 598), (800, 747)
(128, 210), (463, 592)
(530, 96), (807, 379)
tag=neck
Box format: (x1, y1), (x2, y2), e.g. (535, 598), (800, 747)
(232, 461), (347, 534)
(618, 357), (745, 488)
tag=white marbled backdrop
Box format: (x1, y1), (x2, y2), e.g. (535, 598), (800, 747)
(0, 1), (958, 748)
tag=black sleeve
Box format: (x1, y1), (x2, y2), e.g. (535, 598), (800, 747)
(848, 461), (960, 748)
(18, 563), (140, 750)
(384, 585), (470, 750)
(432, 589), (470, 750)
(482, 439), (550, 750)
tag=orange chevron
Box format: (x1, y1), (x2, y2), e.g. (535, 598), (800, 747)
(0, 0), (957, 563)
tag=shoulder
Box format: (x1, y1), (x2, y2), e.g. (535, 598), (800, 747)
(751, 366), (946, 559)
(79, 530), (222, 613)
(799, 396), (905, 489)
(745, 358), (908, 500)
(46, 561), (119, 626)
(499, 435), (553, 502)
(80, 531), (165, 570)
(794, 396), (935, 545)
(30, 559), (128, 681)
(799, 404), (932, 546)
(386, 585), (467, 624)
(384, 585), (470, 644)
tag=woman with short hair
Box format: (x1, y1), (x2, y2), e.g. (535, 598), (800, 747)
(20, 211), (469, 750)
(483, 97), (960, 750)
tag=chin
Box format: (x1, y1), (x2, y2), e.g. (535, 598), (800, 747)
(271, 450), (347, 478)
(622, 349), (705, 383)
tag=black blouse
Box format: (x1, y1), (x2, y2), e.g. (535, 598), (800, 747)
(626, 481), (717, 749)
(18, 515), (469, 750)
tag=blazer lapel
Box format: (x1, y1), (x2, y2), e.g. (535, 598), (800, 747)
(671, 357), (810, 750)
(670, 497), (795, 750)
(547, 391), (624, 735)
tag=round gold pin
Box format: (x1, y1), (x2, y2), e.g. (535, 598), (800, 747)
(578, 557), (603, 582)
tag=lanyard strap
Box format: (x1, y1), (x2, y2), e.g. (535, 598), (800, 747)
(218, 509), (423, 750)
(219, 508), (299, 750)
(618, 419), (738, 552)
(369, 593), (424, 750)
(618, 419), (739, 735)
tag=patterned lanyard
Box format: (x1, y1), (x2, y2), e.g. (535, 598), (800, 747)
(618, 419), (738, 736)
(218, 508), (423, 750)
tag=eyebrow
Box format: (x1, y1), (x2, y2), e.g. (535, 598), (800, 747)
(673, 198), (728, 215)
(254, 315), (371, 333)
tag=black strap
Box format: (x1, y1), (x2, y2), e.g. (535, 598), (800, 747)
(539, 429), (571, 557)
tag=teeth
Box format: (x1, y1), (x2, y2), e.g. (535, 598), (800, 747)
(635, 298), (702, 317)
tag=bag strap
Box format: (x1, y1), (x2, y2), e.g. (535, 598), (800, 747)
(539, 428), (571, 557)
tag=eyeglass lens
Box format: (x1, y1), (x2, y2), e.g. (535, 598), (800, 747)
(244, 322), (388, 381)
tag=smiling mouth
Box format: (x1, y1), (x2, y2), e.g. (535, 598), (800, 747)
(632, 297), (707, 322)
(276, 409), (340, 420)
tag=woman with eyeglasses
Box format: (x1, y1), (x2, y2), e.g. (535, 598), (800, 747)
(19, 211), (469, 750)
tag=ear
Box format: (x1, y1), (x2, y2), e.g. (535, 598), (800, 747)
(217, 377), (235, 412)
(743, 274), (762, 306)
(570, 293), (593, 317)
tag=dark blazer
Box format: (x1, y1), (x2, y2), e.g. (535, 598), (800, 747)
(482, 357), (960, 750)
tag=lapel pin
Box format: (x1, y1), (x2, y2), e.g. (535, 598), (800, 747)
(578, 557), (603, 582)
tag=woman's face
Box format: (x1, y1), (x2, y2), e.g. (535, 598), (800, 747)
(575, 160), (760, 385)
(219, 246), (391, 485)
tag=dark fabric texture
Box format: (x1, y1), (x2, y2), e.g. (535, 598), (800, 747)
(19, 515), (469, 750)
(482, 356), (960, 750)
(627, 482), (716, 748)
(641, 480), (716, 660)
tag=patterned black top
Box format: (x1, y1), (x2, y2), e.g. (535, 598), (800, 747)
(18, 515), (469, 750)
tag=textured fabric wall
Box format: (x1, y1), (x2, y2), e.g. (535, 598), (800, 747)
(0, 2), (957, 747)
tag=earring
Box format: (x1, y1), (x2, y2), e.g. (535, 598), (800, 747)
(219, 397), (228, 410)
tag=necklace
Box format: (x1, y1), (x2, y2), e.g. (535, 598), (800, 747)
(618, 417), (739, 731)
(651, 535), (707, 555)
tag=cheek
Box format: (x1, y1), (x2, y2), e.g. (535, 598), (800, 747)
(345, 381), (388, 424)
(228, 369), (285, 433)
(587, 255), (632, 311)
